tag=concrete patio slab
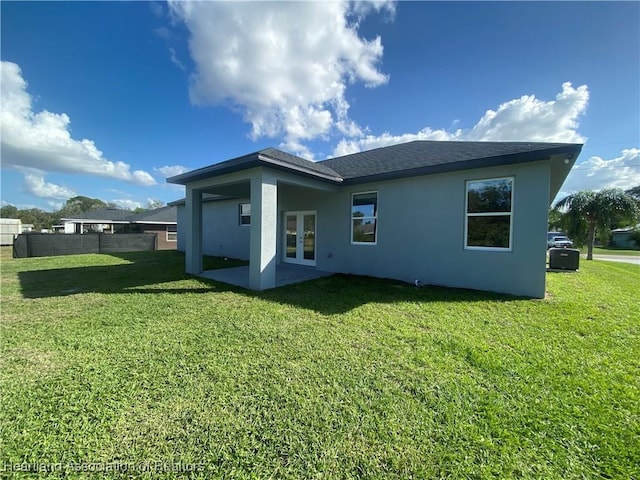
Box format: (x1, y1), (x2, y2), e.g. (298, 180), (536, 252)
(198, 263), (333, 289)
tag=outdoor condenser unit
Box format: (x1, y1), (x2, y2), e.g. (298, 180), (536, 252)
(549, 248), (580, 271)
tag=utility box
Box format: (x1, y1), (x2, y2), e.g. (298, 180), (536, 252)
(549, 248), (580, 271)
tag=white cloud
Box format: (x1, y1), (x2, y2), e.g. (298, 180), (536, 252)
(466, 82), (589, 143)
(22, 170), (75, 200)
(168, 0), (393, 150)
(333, 127), (456, 156)
(155, 165), (190, 178)
(169, 47), (186, 71)
(560, 148), (640, 195)
(110, 199), (144, 210)
(333, 82), (589, 156)
(0, 61), (156, 186)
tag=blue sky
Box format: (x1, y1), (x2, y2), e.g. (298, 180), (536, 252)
(1, 1), (639, 211)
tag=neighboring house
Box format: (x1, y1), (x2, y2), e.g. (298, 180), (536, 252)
(168, 141), (581, 298)
(59, 206), (177, 250)
(610, 225), (639, 248)
(60, 208), (132, 234)
(125, 206), (178, 250)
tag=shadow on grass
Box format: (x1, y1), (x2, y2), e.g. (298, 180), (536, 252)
(16, 251), (244, 297)
(17, 250), (523, 314)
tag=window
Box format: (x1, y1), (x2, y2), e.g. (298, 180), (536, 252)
(351, 192), (377, 244)
(166, 224), (177, 242)
(465, 177), (513, 250)
(239, 203), (251, 225)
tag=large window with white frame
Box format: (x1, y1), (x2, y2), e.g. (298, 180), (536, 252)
(239, 203), (251, 226)
(351, 192), (377, 244)
(465, 177), (513, 250)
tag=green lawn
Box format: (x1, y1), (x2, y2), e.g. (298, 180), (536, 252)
(1, 251), (638, 479)
(591, 246), (640, 256)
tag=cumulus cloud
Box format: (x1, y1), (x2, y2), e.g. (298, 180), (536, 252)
(333, 127), (456, 157)
(22, 170), (76, 200)
(333, 82), (589, 156)
(466, 82), (589, 143)
(0, 61), (156, 186)
(168, 0), (393, 157)
(560, 148), (640, 194)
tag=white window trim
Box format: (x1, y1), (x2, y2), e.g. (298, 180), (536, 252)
(351, 191), (378, 246)
(464, 177), (514, 251)
(239, 203), (251, 226)
(166, 224), (177, 242)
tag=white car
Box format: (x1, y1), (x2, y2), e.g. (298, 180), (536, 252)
(547, 234), (573, 249)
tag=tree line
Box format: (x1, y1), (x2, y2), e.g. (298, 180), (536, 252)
(0, 196), (164, 231)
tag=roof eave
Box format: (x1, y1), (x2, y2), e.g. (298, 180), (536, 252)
(130, 221), (177, 225)
(167, 157), (343, 186)
(256, 153), (343, 182)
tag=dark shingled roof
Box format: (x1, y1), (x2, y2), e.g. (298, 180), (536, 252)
(126, 205), (177, 223)
(260, 147), (341, 178)
(318, 141), (581, 184)
(167, 148), (342, 185)
(167, 140), (582, 186)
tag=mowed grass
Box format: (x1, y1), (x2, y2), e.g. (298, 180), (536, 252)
(591, 246), (640, 256)
(1, 250), (638, 479)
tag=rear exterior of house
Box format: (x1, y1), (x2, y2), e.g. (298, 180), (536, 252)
(170, 141), (581, 298)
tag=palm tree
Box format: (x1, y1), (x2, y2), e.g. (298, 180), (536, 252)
(554, 188), (639, 260)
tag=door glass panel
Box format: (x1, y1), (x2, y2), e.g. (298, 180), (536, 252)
(303, 214), (315, 261)
(286, 215), (297, 258)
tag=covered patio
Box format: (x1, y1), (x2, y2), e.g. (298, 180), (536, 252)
(168, 149), (343, 291)
(199, 263), (333, 290)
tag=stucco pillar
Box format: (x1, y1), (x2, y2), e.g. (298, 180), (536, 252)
(185, 187), (203, 275)
(249, 170), (277, 290)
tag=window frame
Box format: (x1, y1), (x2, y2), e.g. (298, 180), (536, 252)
(239, 202), (251, 226)
(464, 176), (514, 251)
(166, 224), (177, 242)
(350, 191), (378, 245)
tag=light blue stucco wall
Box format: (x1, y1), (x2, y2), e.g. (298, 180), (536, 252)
(178, 159), (552, 297)
(176, 198), (251, 260)
(311, 160), (551, 298)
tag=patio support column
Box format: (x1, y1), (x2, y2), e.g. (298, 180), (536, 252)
(249, 170), (277, 290)
(185, 186), (203, 275)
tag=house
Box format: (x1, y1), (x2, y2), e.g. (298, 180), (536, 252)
(59, 206), (178, 250)
(125, 206), (178, 250)
(167, 141), (581, 298)
(610, 225), (639, 249)
(60, 208), (132, 234)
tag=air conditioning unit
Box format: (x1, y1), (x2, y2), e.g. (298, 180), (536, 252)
(549, 248), (580, 271)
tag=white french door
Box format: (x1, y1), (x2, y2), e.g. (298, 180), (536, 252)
(283, 211), (316, 266)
